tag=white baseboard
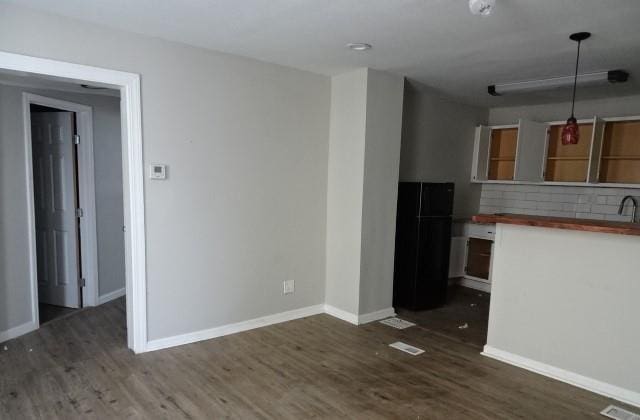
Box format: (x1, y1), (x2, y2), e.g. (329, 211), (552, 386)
(323, 304), (359, 325)
(482, 345), (640, 408)
(458, 277), (492, 293)
(358, 307), (396, 324)
(146, 304), (325, 352)
(0, 320), (38, 344)
(323, 305), (395, 325)
(146, 304), (396, 353)
(97, 287), (126, 305)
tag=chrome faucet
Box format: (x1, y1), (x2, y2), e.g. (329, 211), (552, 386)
(618, 196), (638, 223)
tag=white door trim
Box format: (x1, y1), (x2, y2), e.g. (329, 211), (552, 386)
(23, 93), (100, 309)
(1, 51), (147, 353)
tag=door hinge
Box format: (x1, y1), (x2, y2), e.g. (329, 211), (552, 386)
(76, 208), (84, 218)
(80, 278), (86, 287)
(73, 134), (80, 145)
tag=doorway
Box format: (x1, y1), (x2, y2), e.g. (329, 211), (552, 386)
(24, 94), (105, 326)
(0, 51), (147, 353)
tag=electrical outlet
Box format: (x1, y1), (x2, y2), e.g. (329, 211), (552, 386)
(283, 280), (295, 295)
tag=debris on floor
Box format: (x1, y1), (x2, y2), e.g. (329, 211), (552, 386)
(458, 323), (469, 330)
(379, 317), (416, 330)
(389, 341), (425, 356)
(601, 405), (640, 420)
(3, 346), (7, 351)
(470, 303), (477, 307)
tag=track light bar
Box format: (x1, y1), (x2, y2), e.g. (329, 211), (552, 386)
(488, 70), (628, 96)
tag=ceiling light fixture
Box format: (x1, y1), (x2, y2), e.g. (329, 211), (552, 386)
(487, 70), (628, 96)
(469, 0), (495, 16)
(346, 43), (372, 51)
(561, 31), (591, 145)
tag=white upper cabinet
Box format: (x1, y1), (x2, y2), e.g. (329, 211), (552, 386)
(471, 125), (491, 182)
(471, 119), (547, 183)
(514, 119), (548, 182)
(470, 115), (640, 187)
(587, 117), (606, 183)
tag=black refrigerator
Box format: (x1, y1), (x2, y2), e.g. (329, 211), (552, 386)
(393, 182), (454, 311)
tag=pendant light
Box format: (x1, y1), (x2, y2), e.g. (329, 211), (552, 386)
(561, 32), (591, 145)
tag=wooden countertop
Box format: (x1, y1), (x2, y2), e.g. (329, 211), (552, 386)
(472, 213), (640, 237)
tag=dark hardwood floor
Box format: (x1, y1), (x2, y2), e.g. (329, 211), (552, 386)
(0, 297), (633, 419)
(396, 285), (491, 349)
(38, 303), (79, 325)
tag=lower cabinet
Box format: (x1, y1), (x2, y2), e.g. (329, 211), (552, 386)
(449, 223), (495, 292)
(466, 238), (492, 280)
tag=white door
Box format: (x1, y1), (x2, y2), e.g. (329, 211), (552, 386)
(471, 125), (491, 181)
(587, 117), (606, 183)
(514, 119), (548, 182)
(31, 111), (81, 308)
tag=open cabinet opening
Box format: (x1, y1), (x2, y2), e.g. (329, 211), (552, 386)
(545, 123), (593, 182)
(488, 128), (518, 181)
(466, 238), (492, 280)
(599, 120), (640, 184)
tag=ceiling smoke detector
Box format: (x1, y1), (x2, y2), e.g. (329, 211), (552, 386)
(346, 43), (372, 51)
(469, 0), (495, 16)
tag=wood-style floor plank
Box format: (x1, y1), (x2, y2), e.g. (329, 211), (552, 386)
(0, 297), (635, 419)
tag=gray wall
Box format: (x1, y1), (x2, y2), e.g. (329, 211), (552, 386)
(0, 84), (32, 331)
(358, 70), (404, 315)
(325, 69), (368, 315)
(0, 83), (125, 331)
(488, 94), (640, 125)
(324, 68), (404, 317)
(0, 3), (331, 341)
(399, 81), (488, 218)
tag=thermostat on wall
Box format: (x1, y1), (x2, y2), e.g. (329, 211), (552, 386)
(149, 164), (167, 180)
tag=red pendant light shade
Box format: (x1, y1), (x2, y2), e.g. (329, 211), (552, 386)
(561, 117), (580, 145)
(562, 32), (591, 146)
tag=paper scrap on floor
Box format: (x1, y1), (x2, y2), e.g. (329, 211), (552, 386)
(389, 341), (425, 356)
(379, 317), (415, 330)
(601, 405), (640, 420)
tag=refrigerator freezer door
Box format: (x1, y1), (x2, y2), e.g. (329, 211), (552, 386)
(397, 182), (422, 217)
(419, 183), (455, 217)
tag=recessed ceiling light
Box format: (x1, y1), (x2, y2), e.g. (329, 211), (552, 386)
(346, 43), (372, 51)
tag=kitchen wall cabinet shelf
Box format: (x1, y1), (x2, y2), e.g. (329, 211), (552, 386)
(471, 115), (640, 188)
(546, 157), (589, 160)
(543, 121), (596, 183)
(599, 120), (640, 184)
(487, 127), (518, 181)
(472, 119), (547, 183)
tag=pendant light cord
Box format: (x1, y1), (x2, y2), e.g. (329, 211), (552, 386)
(570, 40), (582, 118)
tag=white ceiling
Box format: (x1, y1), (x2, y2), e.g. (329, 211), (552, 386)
(7, 0), (640, 107)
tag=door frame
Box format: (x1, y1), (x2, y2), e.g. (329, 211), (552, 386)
(1, 51), (147, 353)
(24, 93), (100, 311)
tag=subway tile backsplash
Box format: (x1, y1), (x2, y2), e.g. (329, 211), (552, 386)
(479, 184), (640, 222)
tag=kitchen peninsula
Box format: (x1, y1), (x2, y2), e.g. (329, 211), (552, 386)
(473, 213), (640, 407)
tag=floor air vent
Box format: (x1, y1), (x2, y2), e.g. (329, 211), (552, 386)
(601, 405), (640, 420)
(389, 341), (425, 356)
(379, 317), (415, 329)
